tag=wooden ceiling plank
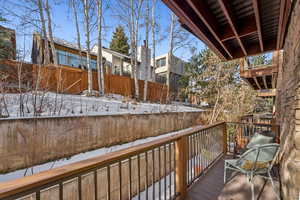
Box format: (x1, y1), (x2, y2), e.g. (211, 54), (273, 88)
(186, 0), (233, 59)
(252, 0), (264, 51)
(276, 0), (286, 49)
(218, 0), (247, 56)
(162, 0), (227, 60)
(221, 15), (257, 42)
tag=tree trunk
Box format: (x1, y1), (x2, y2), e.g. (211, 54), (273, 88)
(131, 0), (139, 99)
(151, 0), (156, 82)
(71, 0), (83, 66)
(45, 0), (57, 65)
(143, 0), (150, 101)
(83, 0), (93, 95)
(167, 13), (175, 101)
(97, 0), (105, 95)
(37, 0), (50, 65)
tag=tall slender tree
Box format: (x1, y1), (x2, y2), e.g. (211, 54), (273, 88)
(82, 0), (93, 95)
(167, 13), (175, 101)
(151, 0), (156, 82)
(143, 0), (150, 101)
(44, 0), (57, 65)
(70, 0), (83, 66)
(37, 0), (50, 64)
(96, 0), (105, 95)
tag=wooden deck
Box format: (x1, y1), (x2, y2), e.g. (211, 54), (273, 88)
(186, 157), (280, 200)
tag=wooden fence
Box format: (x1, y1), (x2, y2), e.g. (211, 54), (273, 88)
(33, 65), (168, 102)
(0, 60), (168, 102)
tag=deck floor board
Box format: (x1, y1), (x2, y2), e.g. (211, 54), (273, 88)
(186, 157), (279, 200)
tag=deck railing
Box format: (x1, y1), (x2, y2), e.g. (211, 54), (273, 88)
(0, 121), (277, 200)
(226, 122), (279, 155)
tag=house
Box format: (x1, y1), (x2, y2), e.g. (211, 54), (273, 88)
(0, 25), (16, 60)
(31, 33), (153, 81)
(154, 53), (186, 95)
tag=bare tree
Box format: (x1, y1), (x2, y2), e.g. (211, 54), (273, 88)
(96, 0), (105, 95)
(37, 0), (50, 64)
(82, 0), (93, 95)
(70, 0), (83, 67)
(131, 0), (144, 99)
(44, 0), (57, 65)
(166, 13), (175, 101)
(143, 0), (150, 101)
(151, 0), (156, 82)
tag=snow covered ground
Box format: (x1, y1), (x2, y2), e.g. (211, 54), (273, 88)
(1, 92), (201, 119)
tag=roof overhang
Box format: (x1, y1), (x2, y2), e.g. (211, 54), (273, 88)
(162, 0), (291, 60)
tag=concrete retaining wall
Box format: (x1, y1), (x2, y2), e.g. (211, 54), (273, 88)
(0, 111), (206, 173)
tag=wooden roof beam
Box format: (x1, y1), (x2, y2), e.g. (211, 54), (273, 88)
(252, 0), (264, 52)
(186, 0), (233, 59)
(280, 0), (292, 48)
(218, 0), (247, 56)
(276, 0), (286, 49)
(163, 0), (227, 60)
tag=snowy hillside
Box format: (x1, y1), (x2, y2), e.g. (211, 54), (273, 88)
(1, 92), (201, 118)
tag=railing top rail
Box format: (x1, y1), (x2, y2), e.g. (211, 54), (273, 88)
(226, 121), (274, 127)
(0, 121), (225, 199)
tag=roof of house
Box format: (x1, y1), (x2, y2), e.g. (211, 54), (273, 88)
(34, 33), (131, 60)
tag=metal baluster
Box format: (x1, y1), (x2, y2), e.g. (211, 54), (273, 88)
(192, 135), (195, 181)
(189, 136), (192, 184)
(78, 175), (82, 200)
(193, 134), (197, 179)
(169, 143), (172, 200)
(152, 149), (155, 200)
(197, 132), (201, 176)
(59, 182), (63, 200)
(36, 191), (40, 200)
(196, 132), (200, 177)
(94, 170), (98, 200)
(138, 154), (141, 200)
(107, 165), (111, 200)
(158, 147), (161, 200)
(164, 145), (167, 200)
(173, 143), (176, 198)
(145, 151), (149, 200)
(129, 157), (132, 200)
(119, 161), (122, 200)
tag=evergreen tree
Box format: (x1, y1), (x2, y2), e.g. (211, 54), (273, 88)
(0, 15), (14, 59)
(109, 26), (129, 55)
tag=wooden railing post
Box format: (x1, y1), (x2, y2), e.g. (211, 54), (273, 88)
(223, 122), (227, 154)
(175, 136), (188, 200)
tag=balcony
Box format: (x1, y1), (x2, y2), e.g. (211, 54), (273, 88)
(0, 122), (280, 200)
(240, 52), (280, 95)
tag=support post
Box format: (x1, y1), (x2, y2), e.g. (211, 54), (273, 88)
(175, 136), (188, 199)
(223, 122), (227, 154)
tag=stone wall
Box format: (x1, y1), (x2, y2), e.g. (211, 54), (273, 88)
(0, 111), (205, 173)
(276, 1), (300, 199)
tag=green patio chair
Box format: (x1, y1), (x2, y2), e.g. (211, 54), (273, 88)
(224, 143), (280, 200)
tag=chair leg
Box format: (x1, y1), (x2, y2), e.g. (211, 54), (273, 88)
(268, 171), (280, 200)
(251, 181), (255, 200)
(224, 165), (227, 183)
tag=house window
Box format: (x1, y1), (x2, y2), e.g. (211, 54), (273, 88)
(57, 50), (67, 66)
(156, 57), (166, 67)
